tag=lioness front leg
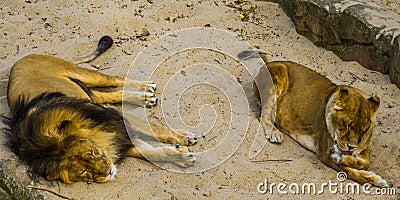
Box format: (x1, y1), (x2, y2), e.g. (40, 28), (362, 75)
(127, 139), (196, 167)
(260, 108), (283, 143)
(342, 167), (388, 187)
(321, 150), (387, 187)
(332, 150), (370, 170)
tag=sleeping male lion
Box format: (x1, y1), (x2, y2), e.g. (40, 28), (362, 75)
(253, 53), (387, 187)
(3, 36), (197, 183)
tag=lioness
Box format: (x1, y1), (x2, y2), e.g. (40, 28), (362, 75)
(3, 36), (197, 183)
(252, 52), (387, 187)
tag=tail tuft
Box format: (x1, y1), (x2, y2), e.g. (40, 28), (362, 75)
(72, 35), (114, 64)
(96, 36), (113, 55)
(237, 50), (271, 63)
(237, 50), (258, 60)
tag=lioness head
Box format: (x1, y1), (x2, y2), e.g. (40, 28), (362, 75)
(326, 86), (380, 156)
(45, 138), (116, 183)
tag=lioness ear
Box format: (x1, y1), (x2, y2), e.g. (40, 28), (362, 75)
(334, 88), (349, 110)
(367, 96), (380, 113)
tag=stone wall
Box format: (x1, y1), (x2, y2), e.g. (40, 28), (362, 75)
(268, 0), (400, 88)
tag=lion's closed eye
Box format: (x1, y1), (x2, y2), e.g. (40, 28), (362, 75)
(91, 150), (100, 158)
(81, 170), (88, 175)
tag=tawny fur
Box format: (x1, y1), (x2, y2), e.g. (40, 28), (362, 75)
(253, 53), (387, 187)
(3, 36), (197, 183)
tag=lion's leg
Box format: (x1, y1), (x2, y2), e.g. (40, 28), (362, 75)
(147, 124), (198, 146)
(66, 66), (126, 87)
(66, 66), (156, 92)
(126, 139), (196, 167)
(124, 114), (198, 146)
(90, 90), (157, 107)
(125, 80), (157, 93)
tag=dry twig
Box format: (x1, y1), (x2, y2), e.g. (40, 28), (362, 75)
(26, 185), (74, 200)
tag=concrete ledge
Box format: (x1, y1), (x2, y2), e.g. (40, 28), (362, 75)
(270, 0), (400, 87)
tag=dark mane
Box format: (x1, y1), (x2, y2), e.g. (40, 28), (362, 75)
(2, 92), (135, 181)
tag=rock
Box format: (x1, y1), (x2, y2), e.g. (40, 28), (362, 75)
(0, 159), (45, 200)
(268, 0), (400, 87)
(390, 35), (400, 87)
(0, 68), (9, 97)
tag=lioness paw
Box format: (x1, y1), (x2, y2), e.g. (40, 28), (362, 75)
(336, 155), (356, 166)
(266, 129), (283, 143)
(377, 179), (389, 188)
(331, 152), (342, 163)
(363, 170), (389, 187)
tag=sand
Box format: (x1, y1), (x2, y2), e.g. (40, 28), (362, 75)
(0, 0), (399, 199)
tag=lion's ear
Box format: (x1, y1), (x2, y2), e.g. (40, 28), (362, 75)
(367, 96), (380, 113)
(46, 169), (71, 184)
(46, 172), (59, 181)
(59, 169), (72, 184)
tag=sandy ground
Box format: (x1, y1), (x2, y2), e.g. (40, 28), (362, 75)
(0, 0), (399, 199)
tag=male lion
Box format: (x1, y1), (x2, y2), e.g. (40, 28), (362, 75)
(3, 36), (197, 183)
(251, 52), (387, 187)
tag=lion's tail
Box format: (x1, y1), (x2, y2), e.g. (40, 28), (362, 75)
(72, 35), (113, 64)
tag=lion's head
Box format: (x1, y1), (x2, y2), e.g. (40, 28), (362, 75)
(4, 93), (123, 184)
(326, 86), (380, 156)
(44, 137), (117, 183)
(39, 116), (120, 184)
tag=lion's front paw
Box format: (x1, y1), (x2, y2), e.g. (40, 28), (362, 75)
(173, 130), (198, 146)
(144, 92), (157, 107)
(145, 82), (156, 93)
(127, 80), (156, 92)
(164, 144), (196, 167)
(124, 91), (157, 107)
